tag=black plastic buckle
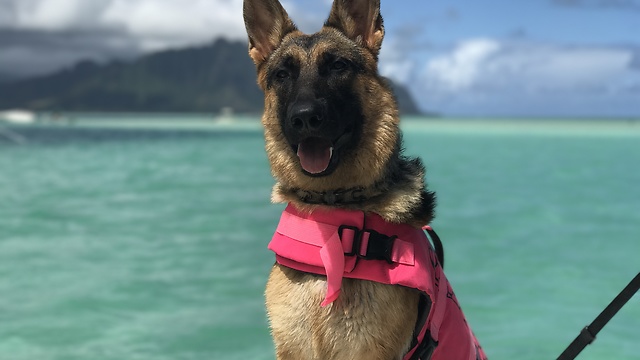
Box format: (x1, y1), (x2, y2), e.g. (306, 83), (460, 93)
(338, 226), (397, 263)
(359, 229), (396, 263)
(578, 326), (596, 345)
(338, 225), (360, 256)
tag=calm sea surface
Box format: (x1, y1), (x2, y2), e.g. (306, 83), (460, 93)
(0, 117), (638, 360)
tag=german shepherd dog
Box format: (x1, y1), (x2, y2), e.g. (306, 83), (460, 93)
(243, 1), (485, 359)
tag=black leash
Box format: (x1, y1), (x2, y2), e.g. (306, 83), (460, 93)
(557, 272), (640, 360)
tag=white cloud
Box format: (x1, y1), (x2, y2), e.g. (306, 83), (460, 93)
(379, 38), (418, 84)
(423, 38), (501, 91)
(11, 0), (112, 30)
(101, 0), (245, 51)
(3, 0), (247, 51)
(422, 39), (637, 94)
(490, 45), (632, 92)
(0, 0), (334, 52)
(412, 39), (640, 116)
(379, 58), (415, 85)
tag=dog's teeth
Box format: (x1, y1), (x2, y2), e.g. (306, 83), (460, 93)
(329, 147), (334, 159)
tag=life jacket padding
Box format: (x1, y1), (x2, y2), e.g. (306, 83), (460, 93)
(269, 204), (487, 360)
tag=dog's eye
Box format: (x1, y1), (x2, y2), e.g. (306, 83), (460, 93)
(331, 60), (348, 71)
(275, 69), (290, 79)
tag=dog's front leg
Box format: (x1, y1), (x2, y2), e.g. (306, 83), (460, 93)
(266, 264), (326, 359)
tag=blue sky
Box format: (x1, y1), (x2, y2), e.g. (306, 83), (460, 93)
(382, 0), (639, 45)
(0, 0), (638, 117)
(375, 0), (640, 117)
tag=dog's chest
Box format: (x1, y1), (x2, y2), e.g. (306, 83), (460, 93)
(265, 264), (419, 359)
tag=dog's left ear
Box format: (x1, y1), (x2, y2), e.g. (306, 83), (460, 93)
(325, 0), (384, 56)
(243, 0), (297, 66)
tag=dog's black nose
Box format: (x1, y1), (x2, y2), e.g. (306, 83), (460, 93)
(288, 101), (323, 131)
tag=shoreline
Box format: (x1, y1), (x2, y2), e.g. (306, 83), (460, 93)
(2, 114), (640, 137)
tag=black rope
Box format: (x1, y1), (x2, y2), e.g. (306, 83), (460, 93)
(557, 272), (640, 360)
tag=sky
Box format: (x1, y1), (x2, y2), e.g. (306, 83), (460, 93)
(0, 0), (639, 118)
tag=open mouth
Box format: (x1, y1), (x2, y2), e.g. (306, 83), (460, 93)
(290, 126), (355, 177)
(295, 137), (334, 176)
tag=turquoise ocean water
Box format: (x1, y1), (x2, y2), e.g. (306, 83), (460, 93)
(0, 116), (638, 360)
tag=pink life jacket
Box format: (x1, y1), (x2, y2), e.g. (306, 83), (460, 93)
(269, 204), (487, 360)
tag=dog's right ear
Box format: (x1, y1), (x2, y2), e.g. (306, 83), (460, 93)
(243, 0), (297, 66)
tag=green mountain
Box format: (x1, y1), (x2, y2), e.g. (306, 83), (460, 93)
(0, 39), (422, 115)
(0, 73), (20, 84)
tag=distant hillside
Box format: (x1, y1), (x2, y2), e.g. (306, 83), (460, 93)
(0, 39), (422, 115)
(0, 73), (20, 84)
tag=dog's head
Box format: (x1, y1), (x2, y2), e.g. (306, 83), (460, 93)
(244, 0), (401, 197)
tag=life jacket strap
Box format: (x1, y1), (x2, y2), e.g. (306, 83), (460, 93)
(424, 225), (445, 269)
(411, 330), (438, 360)
(404, 228), (450, 360)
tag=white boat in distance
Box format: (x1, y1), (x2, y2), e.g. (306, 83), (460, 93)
(0, 109), (36, 124)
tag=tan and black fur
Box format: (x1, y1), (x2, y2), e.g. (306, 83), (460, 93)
(244, 0), (437, 359)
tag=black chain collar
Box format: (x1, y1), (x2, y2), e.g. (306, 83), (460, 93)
(288, 184), (387, 206)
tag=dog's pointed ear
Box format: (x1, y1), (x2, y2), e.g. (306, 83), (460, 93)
(243, 0), (297, 66)
(325, 0), (384, 56)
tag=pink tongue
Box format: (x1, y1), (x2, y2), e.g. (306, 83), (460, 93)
(297, 138), (332, 174)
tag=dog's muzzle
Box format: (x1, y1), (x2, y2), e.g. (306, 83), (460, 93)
(285, 99), (350, 177)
